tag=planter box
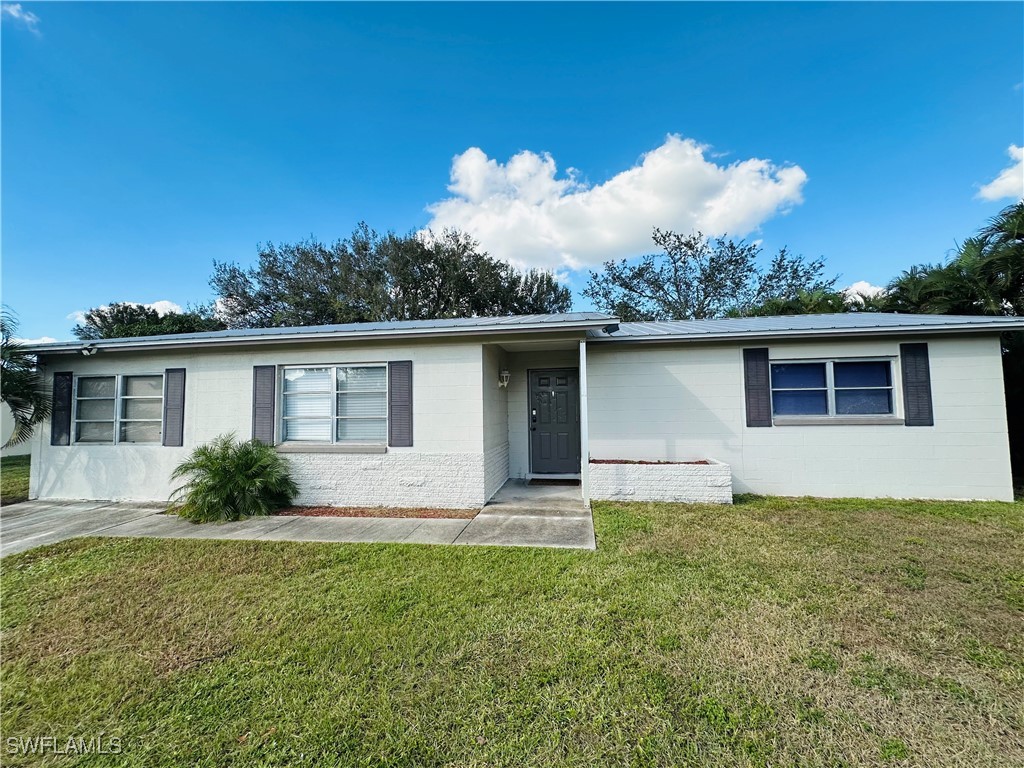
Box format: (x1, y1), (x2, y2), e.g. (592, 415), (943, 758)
(589, 459), (733, 504)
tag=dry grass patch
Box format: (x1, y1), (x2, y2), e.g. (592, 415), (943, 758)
(1, 495), (1021, 766)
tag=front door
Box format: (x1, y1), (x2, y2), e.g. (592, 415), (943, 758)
(529, 368), (581, 474)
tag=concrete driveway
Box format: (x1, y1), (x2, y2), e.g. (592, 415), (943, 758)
(0, 482), (595, 557)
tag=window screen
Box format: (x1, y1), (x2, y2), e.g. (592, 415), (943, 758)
(282, 365), (387, 443)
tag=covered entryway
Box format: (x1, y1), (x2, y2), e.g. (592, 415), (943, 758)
(483, 336), (594, 505)
(528, 368), (580, 475)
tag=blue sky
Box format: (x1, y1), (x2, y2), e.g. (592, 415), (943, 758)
(2, 2), (1022, 341)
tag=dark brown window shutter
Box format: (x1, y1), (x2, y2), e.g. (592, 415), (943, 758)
(252, 365), (277, 444)
(50, 372), (73, 446)
(388, 360), (413, 447)
(900, 343), (934, 426)
(162, 368), (186, 446)
(743, 348), (772, 427)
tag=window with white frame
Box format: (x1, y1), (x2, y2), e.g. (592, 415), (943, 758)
(281, 365), (387, 443)
(74, 374), (164, 444)
(770, 359), (895, 417)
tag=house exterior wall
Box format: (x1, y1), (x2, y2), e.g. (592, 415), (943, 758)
(1, 402), (33, 457)
(505, 349), (580, 479)
(482, 344), (510, 500)
(31, 339), (487, 506)
(27, 328), (1015, 506)
(586, 334), (1014, 502)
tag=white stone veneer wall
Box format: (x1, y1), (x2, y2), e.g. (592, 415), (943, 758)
(484, 442), (510, 501)
(286, 451), (486, 509)
(589, 459), (733, 504)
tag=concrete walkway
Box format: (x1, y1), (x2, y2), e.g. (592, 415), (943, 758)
(0, 481), (594, 557)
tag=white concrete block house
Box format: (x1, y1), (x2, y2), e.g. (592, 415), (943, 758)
(24, 312), (1023, 506)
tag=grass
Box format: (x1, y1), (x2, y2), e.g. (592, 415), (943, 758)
(0, 454), (30, 505)
(1, 495), (1022, 767)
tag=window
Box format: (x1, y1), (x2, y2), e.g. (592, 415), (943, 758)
(74, 374), (163, 444)
(770, 359), (894, 418)
(281, 365), (387, 443)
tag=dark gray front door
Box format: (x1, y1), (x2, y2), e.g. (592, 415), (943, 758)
(529, 369), (580, 474)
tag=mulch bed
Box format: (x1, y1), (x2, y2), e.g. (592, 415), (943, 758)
(590, 459), (710, 465)
(276, 506), (478, 519)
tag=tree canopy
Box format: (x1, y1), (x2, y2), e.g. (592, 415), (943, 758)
(72, 303), (225, 340)
(583, 229), (836, 321)
(210, 225), (572, 329)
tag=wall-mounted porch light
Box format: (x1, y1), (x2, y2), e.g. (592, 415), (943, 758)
(497, 368), (511, 388)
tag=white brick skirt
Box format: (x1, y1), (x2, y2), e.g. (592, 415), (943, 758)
(589, 459), (733, 504)
(483, 442), (510, 502)
(285, 452), (486, 509)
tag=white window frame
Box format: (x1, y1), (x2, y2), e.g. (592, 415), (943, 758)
(72, 373), (164, 445)
(280, 363), (388, 445)
(769, 357), (898, 420)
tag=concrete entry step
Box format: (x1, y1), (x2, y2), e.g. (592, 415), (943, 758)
(481, 478), (587, 515)
(453, 479), (596, 549)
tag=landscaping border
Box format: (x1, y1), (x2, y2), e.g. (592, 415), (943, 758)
(589, 458), (733, 503)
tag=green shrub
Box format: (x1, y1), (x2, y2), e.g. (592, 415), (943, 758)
(169, 434), (298, 522)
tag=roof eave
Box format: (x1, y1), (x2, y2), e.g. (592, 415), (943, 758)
(28, 319), (611, 356)
(589, 323), (1020, 344)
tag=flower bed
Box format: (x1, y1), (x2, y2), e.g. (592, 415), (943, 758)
(589, 458), (732, 504)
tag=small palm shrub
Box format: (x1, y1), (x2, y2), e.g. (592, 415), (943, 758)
(169, 434), (299, 522)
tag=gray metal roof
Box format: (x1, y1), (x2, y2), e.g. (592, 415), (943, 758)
(25, 311), (1022, 355)
(588, 313), (1024, 342)
(27, 313), (618, 354)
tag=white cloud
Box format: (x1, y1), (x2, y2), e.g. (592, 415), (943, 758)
(146, 300), (184, 316)
(1, 3), (40, 34)
(13, 336), (57, 345)
(424, 135), (808, 271)
(67, 300), (184, 324)
(977, 145), (1024, 201)
(844, 281), (886, 306)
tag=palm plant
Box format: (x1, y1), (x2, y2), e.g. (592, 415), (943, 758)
(169, 434), (299, 522)
(883, 265), (940, 313)
(1, 308), (51, 447)
(975, 202), (1024, 315)
(885, 203), (1023, 317)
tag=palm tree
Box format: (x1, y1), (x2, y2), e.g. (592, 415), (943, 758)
(1, 309), (51, 447)
(884, 264), (942, 313)
(975, 201), (1024, 316)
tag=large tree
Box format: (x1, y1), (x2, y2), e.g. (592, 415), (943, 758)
(583, 229), (835, 321)
(210, 225), (572, 329)
(72, 303), (225, 340)
(1, 309), (50, 447)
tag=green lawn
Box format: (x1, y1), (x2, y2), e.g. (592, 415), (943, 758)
(2, 496), (1022, 767)
(1, 454), (30, 505)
